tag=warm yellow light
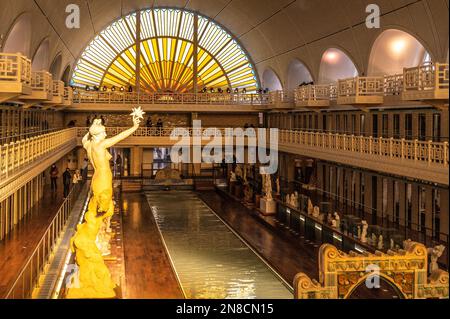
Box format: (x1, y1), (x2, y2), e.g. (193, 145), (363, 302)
(324, 51), (338, 62)
(391, 39), (406, 54)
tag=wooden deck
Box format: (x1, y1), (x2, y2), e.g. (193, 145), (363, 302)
(0, 187), (65, 298)
(120, 192), (184, 299)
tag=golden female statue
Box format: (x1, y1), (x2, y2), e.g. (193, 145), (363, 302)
(67, 108), (144, 299)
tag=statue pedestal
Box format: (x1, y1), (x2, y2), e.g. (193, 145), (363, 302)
(260, 198), (276, 216)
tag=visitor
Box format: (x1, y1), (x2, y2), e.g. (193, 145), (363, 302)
(128, 85), (133, 92)
(146, 117), (153, 128)
(86, 115), (92, 127)
(100, 115), (106, 125)
(156, 118), (163, 134)
(67, 120), (76, 128)
(72, 169), (82, 184)
(82, 158), (89, 180)
(116, 154), (122, 177)
(63, 168), (72, 198)
(244, 123), (249, 129)
(50, 164), (59, 192)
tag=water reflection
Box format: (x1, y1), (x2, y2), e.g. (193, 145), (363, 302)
(146, 191), (293, 299)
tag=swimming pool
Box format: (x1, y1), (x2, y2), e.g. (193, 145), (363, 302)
(145, 191), (293, 299)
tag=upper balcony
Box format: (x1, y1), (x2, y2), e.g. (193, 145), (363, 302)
(293, 63), (449, 110)
(0, 53), (32, 103)
(0, 53), (72, 109)
(19, 71), (53, 106)
(0, 128), (78, 202)
(402, 62), (449, 102)
(336, 76), (384, 106)
(70, 91), (275, 112)
(73, 126), (449, 185)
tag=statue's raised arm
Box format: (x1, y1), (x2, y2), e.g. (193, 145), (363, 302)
(101, 107), (145, 148)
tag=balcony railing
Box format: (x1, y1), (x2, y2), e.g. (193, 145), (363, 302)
(52, 80), (64, 98)
(0, 53), (32, 85)
(30, 71), (52, 94)
(74, 126), (449, 168)
(0, 128), (77, 182)
(338, 76), (384, 97)
(404, 62), (449, 91)
(278, 130), (449, 167)
(72, 91), (272, 105)
(4, 183), (82, 299)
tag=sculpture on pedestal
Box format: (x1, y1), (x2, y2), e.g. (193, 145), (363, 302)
(360, 220), (368, 243)
(428, 245), (446, 274)
(67, 107), (144, 299)
(261, 173), (273, 201)
(377, 235), (384, 250)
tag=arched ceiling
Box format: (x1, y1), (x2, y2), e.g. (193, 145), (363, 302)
(0, 0), (448, 83)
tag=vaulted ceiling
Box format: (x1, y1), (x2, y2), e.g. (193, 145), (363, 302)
(0, 0), (448, 84)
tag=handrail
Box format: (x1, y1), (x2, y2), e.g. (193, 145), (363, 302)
(30, 71), (52, 93)
(0, 128), (77, 183)
(74, 126), (449, 167)
(0, 53), (32, 85)
(4, 183), (83, 299)
(278, 130), (449, 167)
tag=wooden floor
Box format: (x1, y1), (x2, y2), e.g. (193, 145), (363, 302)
(0, 187), (65, 298)
(120, 192), (184, 299)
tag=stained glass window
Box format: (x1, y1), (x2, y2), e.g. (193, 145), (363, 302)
(71, 8), (259, 93)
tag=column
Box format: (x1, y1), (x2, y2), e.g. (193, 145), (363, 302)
(130, 146), (143, 176)
(425, 186), (433, 237)
(440, 188), (449, 240)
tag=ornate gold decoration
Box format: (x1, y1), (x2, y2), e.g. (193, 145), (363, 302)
(294, 241), (449, 299)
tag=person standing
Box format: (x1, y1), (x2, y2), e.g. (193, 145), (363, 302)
(82, 158), (89, 180)
(115, 154), (122, 177)
(63, 168), (72, 198)
(50, 164), (59, 192)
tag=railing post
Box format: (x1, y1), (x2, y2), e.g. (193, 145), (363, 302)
(444, 142), (448, 167)
(389, 137), (393, 158)
(401, 138), (405, 159)
(369, 136), (373, 154)
(427, 140), (432, 165)
(414, 139), (418, 161)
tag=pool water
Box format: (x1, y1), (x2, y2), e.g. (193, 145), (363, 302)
(145, 191), (293, 299)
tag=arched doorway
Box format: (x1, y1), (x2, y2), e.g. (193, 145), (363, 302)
(368, 29), (431, 76)
(262, 68), (283, 91)
(2, 13), (32, 56)
(318, 48), (358, 84)
(286, 59), (313, 90)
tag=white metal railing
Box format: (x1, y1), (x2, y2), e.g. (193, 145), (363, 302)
(0, 53), (32, 85)
(30, 71), (52, 94)
(0, 128), (77, 182)
(278, 130), (449, 167)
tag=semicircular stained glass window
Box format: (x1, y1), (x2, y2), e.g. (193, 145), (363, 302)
(71, 8), (258, 93)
